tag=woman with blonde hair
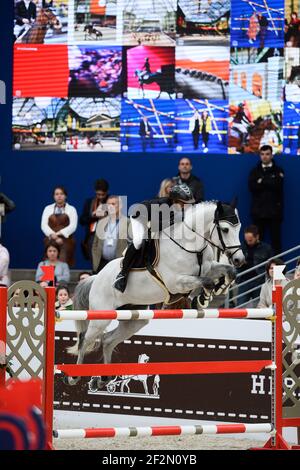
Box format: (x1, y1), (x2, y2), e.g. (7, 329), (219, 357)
(158, 178), (174, 197)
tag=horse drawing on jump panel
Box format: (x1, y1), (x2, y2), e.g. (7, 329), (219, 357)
(67, 201), (245, 389)
(89, 354), (151, 395)
(135, 65), (175, 99)
(16, 8), (62, 44)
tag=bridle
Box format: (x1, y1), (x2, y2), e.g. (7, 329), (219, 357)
(163, 204), (242, 265)
(210, 210), (242, 263)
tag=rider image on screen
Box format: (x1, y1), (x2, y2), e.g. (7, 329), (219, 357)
(14, 0), (37, 40)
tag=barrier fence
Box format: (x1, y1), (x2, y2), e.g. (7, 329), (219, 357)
(1, 282), (300, 450)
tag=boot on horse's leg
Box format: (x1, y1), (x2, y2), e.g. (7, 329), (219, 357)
(114, 243), (138, 293)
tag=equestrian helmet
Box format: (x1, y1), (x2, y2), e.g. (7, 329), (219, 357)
(169, 184), (195, 204)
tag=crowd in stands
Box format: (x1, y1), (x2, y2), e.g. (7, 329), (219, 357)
(0, 145), (297, 308)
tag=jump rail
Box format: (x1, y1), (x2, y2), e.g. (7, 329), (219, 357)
(53, 423), (274, 440)
(55, 307), (274, 321)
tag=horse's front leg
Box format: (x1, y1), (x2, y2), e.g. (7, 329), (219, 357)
(206, 262), (236, 287)
(174, 274), (213, 294)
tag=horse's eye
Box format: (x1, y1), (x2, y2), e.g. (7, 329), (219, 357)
(222, 228), (229, 234)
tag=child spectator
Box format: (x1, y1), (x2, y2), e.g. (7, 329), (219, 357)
(55, 285), (73, 311)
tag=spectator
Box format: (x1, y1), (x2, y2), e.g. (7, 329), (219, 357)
(257, 258), (286, 308)
(0, 241), (10, 287)
(92, 195), (130, 274)
(78, 271), (92, 282)
(35, 241), (70, 287)
(248, 145), (284, 254)
(172, 157), (204, 202)
(55, 285), (73, 311)
(41, 186), (78, 267)
(80, 179), (109, 261)
(238, 225), (273, 306)
(158, 178), (174, 197)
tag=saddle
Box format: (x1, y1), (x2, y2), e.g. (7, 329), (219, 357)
(126, 239), (187, 306)
(130, 239), (159, 270)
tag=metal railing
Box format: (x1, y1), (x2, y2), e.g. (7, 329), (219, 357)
(224, 244), (300, 308)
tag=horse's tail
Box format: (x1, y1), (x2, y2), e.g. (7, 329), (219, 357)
(67, 275), (95, 356)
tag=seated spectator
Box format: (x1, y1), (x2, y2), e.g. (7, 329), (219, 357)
(238, 225), (273, 306)
(158, 178), (174, 197)
(257, 258), (286, 308)
(92, 195), (130, 274)
(41, 186), (78, 267)
(55, 285), (73, 311)
(0, 241), (10, 287)
(35, 241), (70, 287)
(78, 271), (92, 282)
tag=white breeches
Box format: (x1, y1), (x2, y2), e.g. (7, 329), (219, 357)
(131, 217), (146, 250)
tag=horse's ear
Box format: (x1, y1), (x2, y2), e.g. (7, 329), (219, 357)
(230, 196), (238, 209)
(217, 201), (224, 215)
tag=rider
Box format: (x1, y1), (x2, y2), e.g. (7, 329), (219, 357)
(141, 57), (152, 79)
(14, 0), (37, 40)
(232, 102), (253, 146)
(113, 184), (195, 293)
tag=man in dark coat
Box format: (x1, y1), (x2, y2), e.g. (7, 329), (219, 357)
(79, 179), (109, 261)
(238, 224), (273, 306)
(248, 145), (284, 254)
(172, 157), (204, 203)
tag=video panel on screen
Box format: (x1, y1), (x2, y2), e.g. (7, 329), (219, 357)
(175, 99), (228, 154)
(175, 46), (229, 99)
(228, 99), (283, 154)
(122, 0), (176, 47)
(177, 0), (230, 46)
(230, 47), (284, 102)
(126, 45), (175, 99)
(72, 0), (118, 44)
(231, 0), (284, 48)
(121, 99), (175, 152)
(67, 98), (121, 151)
(12, 0), (297, 154)
(14, 0), (69, 44)
(13, 97), (68, 150)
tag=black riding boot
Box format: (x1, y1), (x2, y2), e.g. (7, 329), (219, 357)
(113, 243), (138, 293)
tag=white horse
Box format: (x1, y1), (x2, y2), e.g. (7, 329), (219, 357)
(67, 201), (245, 387)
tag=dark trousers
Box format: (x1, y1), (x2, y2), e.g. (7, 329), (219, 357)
(259, 26), (267, 48)
(253, 218), (282, 254)
(192, 131), (199, 149)
(202, 129), (209, 147)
